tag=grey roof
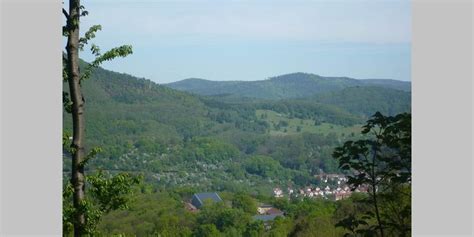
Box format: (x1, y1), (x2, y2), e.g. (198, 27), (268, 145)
(253, 214), (284, 222)
(191, 192), (222, 208)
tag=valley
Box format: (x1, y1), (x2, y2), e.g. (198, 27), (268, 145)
(63, 62), (410, 194)
(63, 62), (411, 236)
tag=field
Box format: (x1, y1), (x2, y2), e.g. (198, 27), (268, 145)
(256, 109), (363, 137)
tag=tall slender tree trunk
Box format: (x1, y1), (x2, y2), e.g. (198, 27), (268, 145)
(66, 0), (86, 235)
(372, 184), (384, 237)
(371, 145), (384, 237)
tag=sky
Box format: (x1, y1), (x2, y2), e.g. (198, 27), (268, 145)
(77, 0), (411, 83)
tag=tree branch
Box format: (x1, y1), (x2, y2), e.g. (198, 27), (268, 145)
(62, 8), (69, 19)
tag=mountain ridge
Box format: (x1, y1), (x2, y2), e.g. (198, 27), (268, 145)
(165, 72), (411, 99)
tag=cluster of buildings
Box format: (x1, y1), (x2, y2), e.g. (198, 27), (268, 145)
(183, 174), (372, 227)
(273, 186), (350, 200)
(272, 173), (370, 201)
(184, 192), (285, 226)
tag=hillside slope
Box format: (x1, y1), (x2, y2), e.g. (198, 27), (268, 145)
(312, 86), (411, 117)
(63, 61), (214, 159)
(63, 62), (411, 194)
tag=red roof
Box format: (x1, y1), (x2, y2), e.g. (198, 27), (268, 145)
(266, 207), (284, 215)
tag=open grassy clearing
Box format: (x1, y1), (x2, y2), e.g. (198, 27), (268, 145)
(256, 109), (363, 137)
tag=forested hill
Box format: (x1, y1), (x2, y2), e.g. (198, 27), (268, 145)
(63, 61), (410, 194)
(64, 62), (410, 159)
(64, 60), (215, 158)
(312, 86), (411, 117)
(165, 72), (411, 99)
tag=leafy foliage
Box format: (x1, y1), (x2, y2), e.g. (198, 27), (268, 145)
(333, 112), (411, 237)
(244, 155), (286, 179)
(97, 190), (348, 236)
(87, 171), (142, 213)
(62, 171), (142, 236)
(232, 193), (258, 214)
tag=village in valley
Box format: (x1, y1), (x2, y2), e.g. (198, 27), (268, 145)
(184, 192), (285, 227)
(272, 173), (369, 201)
(183, 173), (370, 227)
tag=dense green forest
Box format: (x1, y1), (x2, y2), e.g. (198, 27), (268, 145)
(63, 60), (411, 236)
(63, 60), (410, 192)
(95, 185), (410, 236)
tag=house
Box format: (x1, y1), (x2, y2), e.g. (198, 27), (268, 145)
(191, 192), (223, 209)
(273, 188), (283, 198)
(257, 204), (273, 215)
(334, 190), (352, 201)
(266, 207), (284, 215)
(257, 204), (284, 215)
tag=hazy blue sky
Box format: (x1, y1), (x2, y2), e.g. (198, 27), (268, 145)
(78, 0), (411, 83)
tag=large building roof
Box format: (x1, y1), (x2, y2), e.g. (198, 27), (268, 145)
(191, 192), (222, 208)
(253, 214), (284, 222)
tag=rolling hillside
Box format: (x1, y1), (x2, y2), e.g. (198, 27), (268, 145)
(64, 60), (215, 159)
(63, 62), (410, 193)
(165, 72), (411, 99)
(64, 64), (410, 160)
(313, 86), (411, 117)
